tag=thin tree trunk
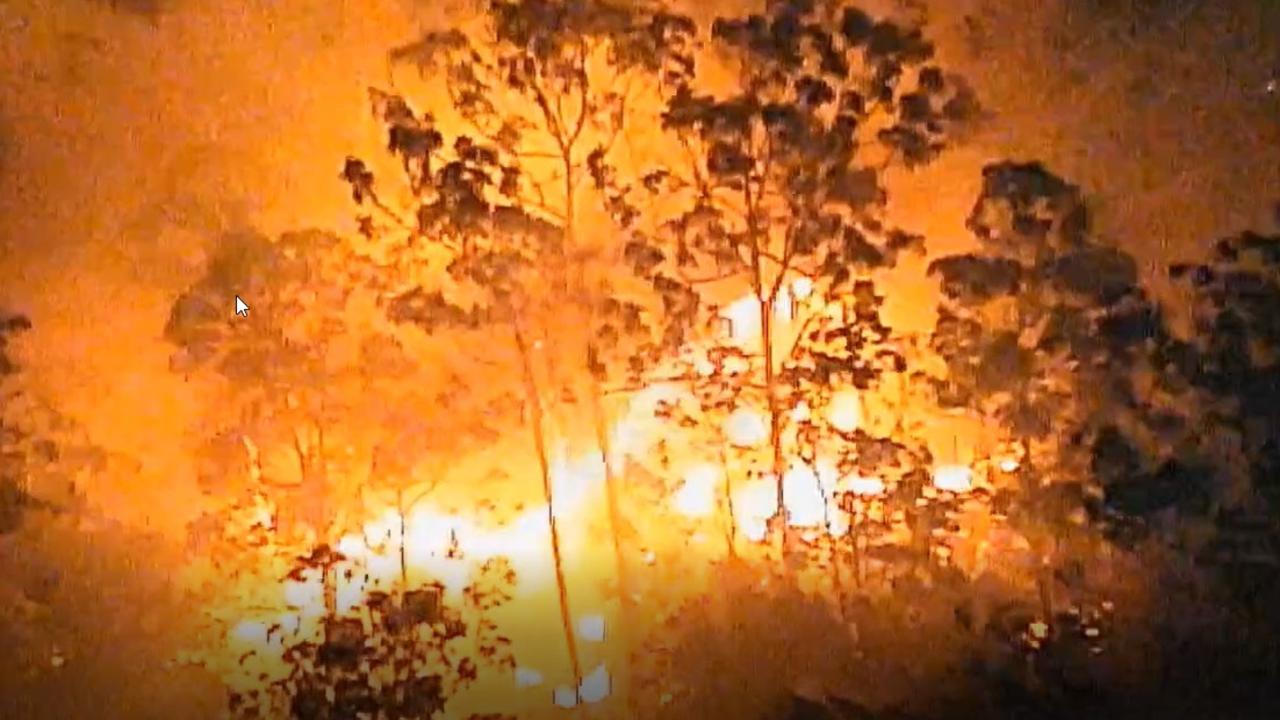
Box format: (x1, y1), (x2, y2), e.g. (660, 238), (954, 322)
(397, 487), (408, 587)
(588, 381), (634, 711)
(823, 493), (847, 619)
(760, 297), (789, 559)
(589, 383), (630, 606)
(850, 519), (865, 589)
(512, 320), (584, 696)
(719, 445), (739, 560)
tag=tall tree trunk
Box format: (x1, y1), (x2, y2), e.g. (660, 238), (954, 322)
(719, 445), (739, 559)
(397, 487), (408, 587)
(589, 381), (634, 710)
(513, 320), (584, 696)
(760, 296), (789, 559)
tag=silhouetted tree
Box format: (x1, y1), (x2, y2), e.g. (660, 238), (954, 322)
(343, 89), (597, 696)
(355, 1), (711, 702)
(166, 229), (397, 543)
(634, 0), (975, 551)
(1, 312), (96, 534)
(1166, 230), (1280, 570)
(379, 5), (703, 698)
(927, 161), (1182, 626)
(1, 311), (35, 534)
(228, 550), (518, 720)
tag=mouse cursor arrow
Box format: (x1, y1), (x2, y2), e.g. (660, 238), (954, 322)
(235, 296), (250, 317)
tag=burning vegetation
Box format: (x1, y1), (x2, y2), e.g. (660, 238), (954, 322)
(4, 1), (1280, 719)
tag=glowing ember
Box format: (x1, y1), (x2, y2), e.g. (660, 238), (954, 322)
(932, 464), (973, 493)
(998, 458), (1020, 472)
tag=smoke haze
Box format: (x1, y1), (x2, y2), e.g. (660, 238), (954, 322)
(0, 0), (1277, 529)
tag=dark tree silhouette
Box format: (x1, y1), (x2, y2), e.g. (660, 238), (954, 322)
(633, 0), (976, 552)
(1, 312), (98, 535)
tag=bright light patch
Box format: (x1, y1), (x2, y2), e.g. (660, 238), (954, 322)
(673, 463), (718, 517)
(553, 686), (579, 708)
(791, 401), (812, 422)
(843, 475), (885, 496)
(336, 534), (365, 560)
(999, 458), (1020, 473)
(783, 464), (826, 527)
(827, 389), (861, 433)
(515, 667), (544, 687)
(362, 508), (399, 548)
(335, 565), (367, 614)
(722, 295), (760, 341)
(282, 571), (325, 616)
(932, 465), (973, 493)
(230, 621), (267, 647)
(725, 408), (769, 447)
(792, 276), (813, 300)
(578, 614), (606, 643)
(551, 452), (605, 516)
(580, 664), (611, 703)
(733, 477), (779, 541)
(775, 287), (794, 320)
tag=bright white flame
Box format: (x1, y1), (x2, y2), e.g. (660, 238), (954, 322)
(999, 458), (1020, 473)
(551, 451), (605, 517)
(334, 562), (367, 614)
(578, 614), (606, 643)
(792, 277), (813, 300)
(791, 401), (812, 422)
(336, 534), (365, 559)
(776, 287), (794, 320)
(827, 389), (862, 433)
(553, 686), (579, 708)
(932, 465), (973, 493)
(515, 667), (544, 687)
(673, 463), (718, 517)
(722, 295), (760, 341)
(580, 664), (611, 703)
(230, 620), (268, 647)
(733, 477), (779, 541)
(842, 475), (886, 496)
(362, 508), (400, 548)
(282, 570), (325, 616)
(725, 408), (769, 447)
(783, 463), (826, 527)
